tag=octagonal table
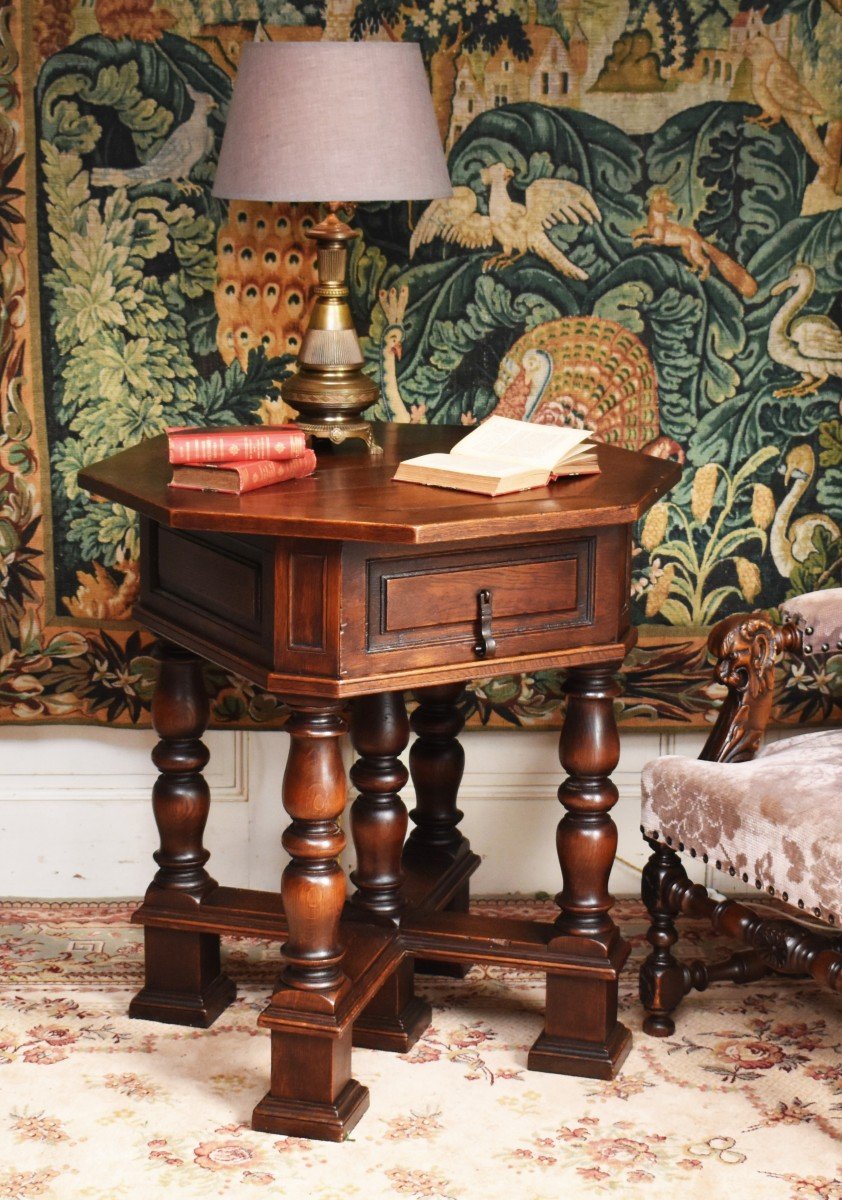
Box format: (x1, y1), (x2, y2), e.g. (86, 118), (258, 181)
(79, 422), (680, 1140)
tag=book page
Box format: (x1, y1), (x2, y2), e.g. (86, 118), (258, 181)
(451, 415), (593, 471)
(397, 452), (537, 478)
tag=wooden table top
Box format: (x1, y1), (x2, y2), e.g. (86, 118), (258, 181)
(79, 423), (681, 545)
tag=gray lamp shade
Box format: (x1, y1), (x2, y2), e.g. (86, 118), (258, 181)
(212, 41), (452, 203)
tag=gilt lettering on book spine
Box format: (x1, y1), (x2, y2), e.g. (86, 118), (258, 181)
(167, 427), (307, 464)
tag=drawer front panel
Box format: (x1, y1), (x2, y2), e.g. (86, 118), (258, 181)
(367, 539), (593, 653)
(384, 558), (580, 633)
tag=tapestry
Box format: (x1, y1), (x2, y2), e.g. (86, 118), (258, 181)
(1, 0), (839, 729)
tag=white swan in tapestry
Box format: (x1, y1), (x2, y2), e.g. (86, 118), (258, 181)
(494, 348), (554, 421)
(770, 444), (840, 578)
(767, 263), (842, 398)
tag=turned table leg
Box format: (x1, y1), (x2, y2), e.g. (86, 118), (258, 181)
(350, 691), (410, 921)
(252, 698), (368, 1141)
(130, 642), (236, 1027)
(405, 683), (468, 863)
(528, 664), (632, 1079)
(404, 684), (480, 977)
(349, 692), (431, 1051)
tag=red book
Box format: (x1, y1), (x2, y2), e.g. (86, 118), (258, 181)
(166, 425), (307, 465)
(168, 451), (317, 494)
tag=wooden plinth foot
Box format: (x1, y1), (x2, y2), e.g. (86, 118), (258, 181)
(252, 1079), (370, 1142)
(528, 1021), (632, 1080)
(252, 1026), (368, 1141)
(353, 958), (432, 1052)
(129, 927), (236, 1027)
(528, 971), (631, 1080)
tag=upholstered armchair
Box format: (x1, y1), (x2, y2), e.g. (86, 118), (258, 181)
(639, 588), (842, 1036)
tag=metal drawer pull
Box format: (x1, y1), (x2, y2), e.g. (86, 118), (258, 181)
(474, 588), (496, 659)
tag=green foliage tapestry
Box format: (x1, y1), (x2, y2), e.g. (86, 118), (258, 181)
(1, 0), (839, 728)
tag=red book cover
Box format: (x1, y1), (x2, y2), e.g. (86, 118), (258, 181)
(166, 425), (308, 464)
(168, 450), (317, 494)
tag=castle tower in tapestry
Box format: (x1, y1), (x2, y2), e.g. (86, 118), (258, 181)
(448, 19), (588, 150)
(668, 8), (793, 87)
(325, 0), (354, 40)
(729, 8), (792, 56)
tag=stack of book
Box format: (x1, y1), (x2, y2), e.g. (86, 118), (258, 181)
(166, 425), (317, 494)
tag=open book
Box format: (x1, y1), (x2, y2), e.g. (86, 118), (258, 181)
(393, 416), (599, 497)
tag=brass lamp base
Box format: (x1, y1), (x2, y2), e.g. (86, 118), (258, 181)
(282, 207), (381, 453)
(295, 415), (381, 452)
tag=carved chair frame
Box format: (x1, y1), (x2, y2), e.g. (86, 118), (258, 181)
(639, 610), (842, 1037)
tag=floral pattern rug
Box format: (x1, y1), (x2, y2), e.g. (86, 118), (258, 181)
(0, 898), (839, 1199)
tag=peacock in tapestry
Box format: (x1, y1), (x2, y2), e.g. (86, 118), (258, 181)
(492, 316), (683, 461)
(215, 199), (319, 372)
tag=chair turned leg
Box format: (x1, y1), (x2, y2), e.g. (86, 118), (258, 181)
(639, 840), (689, 1037)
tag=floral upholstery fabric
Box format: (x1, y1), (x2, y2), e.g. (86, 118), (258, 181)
(641, 728), (842, 924)
(780, 589), (842, 658)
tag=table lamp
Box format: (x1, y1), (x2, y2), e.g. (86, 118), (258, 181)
(213, 41), (452, 452)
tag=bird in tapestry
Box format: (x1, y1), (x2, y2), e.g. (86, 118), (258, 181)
(495, 347), (555, 421)
(378, 285), (413, 423)
(493, 316), (684, 461)
(744, 35), (832, 170)
(768, 263), (842, 398)
(770, 444), (840, 578)
(410, 162), (601, 280)
(91, 86), (216, 192)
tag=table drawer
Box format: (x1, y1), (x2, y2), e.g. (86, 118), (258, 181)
(366, 538), (593, 655)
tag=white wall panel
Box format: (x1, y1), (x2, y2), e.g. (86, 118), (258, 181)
(0, 725), (733, 898)
(0, 727), (259, 895)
